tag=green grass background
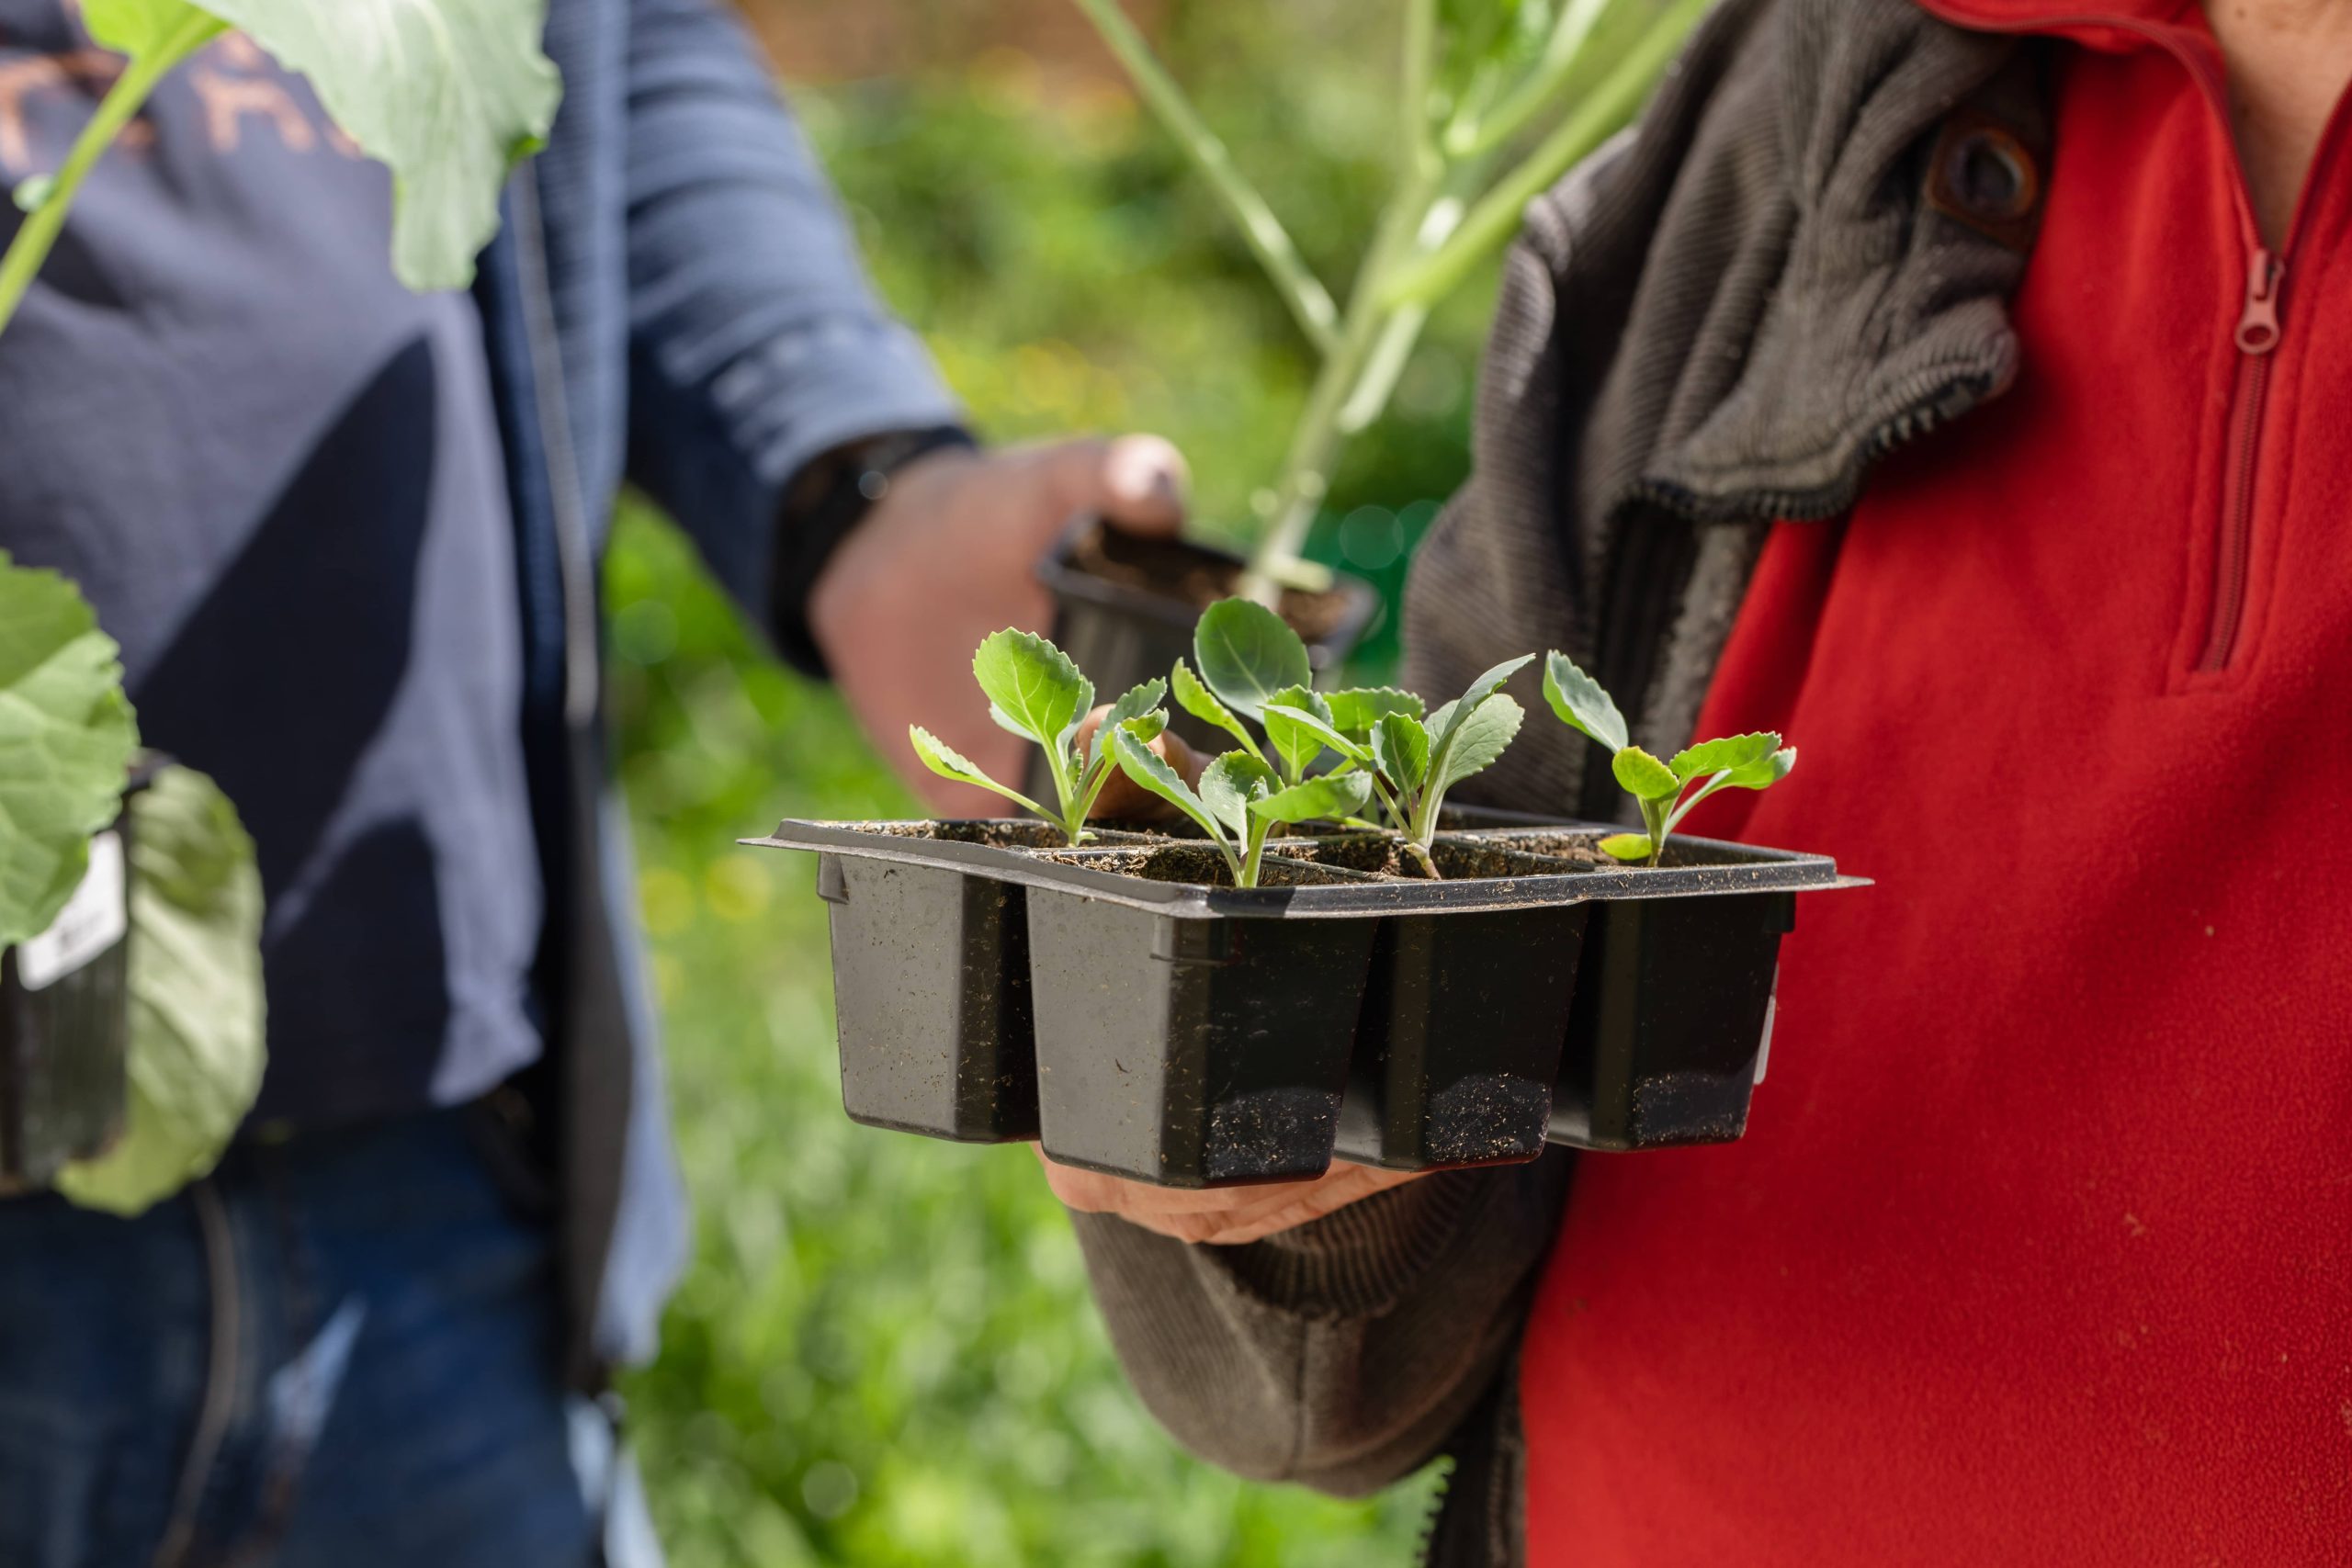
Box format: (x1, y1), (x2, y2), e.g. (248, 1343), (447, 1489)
(610, 6), (1497, 1560)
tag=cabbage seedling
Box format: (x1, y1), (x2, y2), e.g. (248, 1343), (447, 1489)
(1172, 597), (1424, 790)
(908, 629), (1168, 845)
(1265, 655), (1530, 878)
(1109, 726), (1371, 887)
(1541, 651), (1794, 865)
(1171, 597), (1328, 787)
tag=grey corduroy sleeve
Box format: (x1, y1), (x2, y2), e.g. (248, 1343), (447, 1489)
(1069, 1152), (1574, 1496)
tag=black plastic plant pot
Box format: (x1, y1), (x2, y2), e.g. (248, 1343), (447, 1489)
(1548, 889), (1794, 1151)
(1441, 825), (1804, 1151)
(811, 820), (1162, 1145)
(0, 780), (146, 1195)
(1023, 848), (1382, 1187)
(1273, 836), (1595, 1170)
(1035, 521), (1378, 768)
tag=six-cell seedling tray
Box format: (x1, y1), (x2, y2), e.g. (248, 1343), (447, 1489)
(746, 814), (1860, 1188)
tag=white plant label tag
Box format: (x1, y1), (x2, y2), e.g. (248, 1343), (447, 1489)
(17, 831), (127, 992)
(1752, 966), (1781, 1087)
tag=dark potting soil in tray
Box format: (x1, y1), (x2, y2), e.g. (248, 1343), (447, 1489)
(1275, 834), (1604, 880)
(1454, 830), (1738, 869)
(1035, 845), (1368, 888)
(1070, 526), (1354, 646)
(866, 819), (1170, 849)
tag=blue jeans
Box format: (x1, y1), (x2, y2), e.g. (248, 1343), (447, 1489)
(0, 1107), (663, 1568)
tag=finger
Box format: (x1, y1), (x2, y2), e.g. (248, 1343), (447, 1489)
(1037, 1147), (1417, 1244)
(1038, 1154), (1250, 1219)
(1024, 434), (1189, 536)
(1197, 1167), (1424, 1245)
(1072, 709), (1208, 823)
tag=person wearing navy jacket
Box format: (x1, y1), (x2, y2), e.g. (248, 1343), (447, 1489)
(0, 1), (1185, 1562)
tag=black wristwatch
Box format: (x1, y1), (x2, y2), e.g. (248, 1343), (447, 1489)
(773, 424), (975, 674)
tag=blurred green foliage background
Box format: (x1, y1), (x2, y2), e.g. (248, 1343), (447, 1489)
(609, 4), (1498, 1561)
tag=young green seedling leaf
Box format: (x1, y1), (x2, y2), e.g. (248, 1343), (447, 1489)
(1722, 746), (1798, 791)
(1198, 751), (1278, 839)
(1261, 684), (1335, 784)
(975, 629), (1088, 750)
(908, 726), (1046, 818)
(1335, 660), (1537, 875)
(1170, 657), (1264, 761)
(1260, 704), (1373, 768)
(1538, 652), (1798, 864)
(925, 630), (1174, 843)
(1054, 672), (1098, 762)
(1370, 712), (1430, 795)
(1089, 678), (1168, 772)
(1668, 731), (1780, 783)
(1194, 597), (1312, 719)
(1662, 745), (1798, 837)
(1430, 654), (1533, 755)
(1251, 770), (1373, 827)
(1611, 745), (1680, 803)
(1542, 650), (1629, 752)
(1110, 724), (1233, 863)
(1327, 687), (1426, 741)
(1430, 694), (1522, 795)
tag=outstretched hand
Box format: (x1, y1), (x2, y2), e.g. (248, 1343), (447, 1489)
(810, 434), (1188, 818)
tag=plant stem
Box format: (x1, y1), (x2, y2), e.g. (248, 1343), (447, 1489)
(1241, 829), (1270, 889)
(0, 15), (226, 339)
(1069, 0), (1340, 355)
(1239, 165), (1439, 597)
(1640, 795), (1673, 868)
(1406, 840), (1442, 880)
(1400, 0), (1441, 181)
(1380, 0), (1710, 311)
(1446, 0), (1616, 158)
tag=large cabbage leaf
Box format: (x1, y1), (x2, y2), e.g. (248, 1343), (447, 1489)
(83, 0), (560, 289)
(0, 556), (137, 948)
(56, 765), (266, 1216)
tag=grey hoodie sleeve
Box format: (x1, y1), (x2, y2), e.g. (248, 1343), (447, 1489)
(1069, 1152), (1574, 1497)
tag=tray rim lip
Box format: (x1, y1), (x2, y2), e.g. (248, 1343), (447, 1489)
(742, 818), (1862, 919)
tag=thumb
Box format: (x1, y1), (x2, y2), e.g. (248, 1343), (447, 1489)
(1027, 434), (1189, 537)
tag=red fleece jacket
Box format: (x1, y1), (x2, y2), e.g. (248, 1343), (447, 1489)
(1520, 5), (2352, 1562)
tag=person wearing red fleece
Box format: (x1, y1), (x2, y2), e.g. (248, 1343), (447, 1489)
(1046, 0), (2352, 1561)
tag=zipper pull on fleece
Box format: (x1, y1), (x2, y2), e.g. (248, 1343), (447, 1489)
(2236, 246), (2283, 354)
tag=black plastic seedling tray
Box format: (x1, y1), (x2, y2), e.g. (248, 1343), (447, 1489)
(750, 815), (1859, 1189)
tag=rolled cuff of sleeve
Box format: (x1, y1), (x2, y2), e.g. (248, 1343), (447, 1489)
(1204, 1171), (1489, 1319)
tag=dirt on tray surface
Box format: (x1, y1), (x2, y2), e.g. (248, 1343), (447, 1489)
(1461, 830), (1764, 870)
(1278, 834), (1604, 879)
(1036, 846), (1340, 887)
(1440, 831), (1632, 870)
(867, 820), (1087, 849)
(1069, 526), (1354, 646)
